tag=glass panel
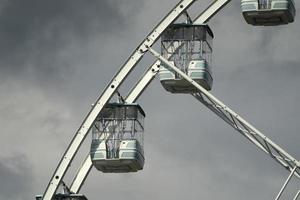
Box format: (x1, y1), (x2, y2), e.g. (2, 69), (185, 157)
(202, 41), (213, 68)
(173, 27), (184, 40)
(98, 107), (114, 119)
(258, 0), (271, 9)
(92, 104), (145, 157)
(194, 26), (206, 40)
(161, 25), (213, 78)
(184, 26), (194, 40)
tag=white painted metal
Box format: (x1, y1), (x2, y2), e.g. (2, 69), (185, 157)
(193, 0), (231, 24)
(293, 190), (300, 200)
(70, 64), (158, 191)
(43, 0), (300, 199)
(70, 64), (159, 193)
(127, 0), (231, 102)
(41, 1), (197, 199)
(125, 62), (160, 103)
(275, 166), (298, 200)
(70, 155), (92, 193)
(193, 90), (300, 177)
(241, 0), (296, 26)
(70, 0), (229, 192)
(147, 46), (300, 177)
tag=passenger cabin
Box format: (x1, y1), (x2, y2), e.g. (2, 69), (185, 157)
(160, 24), (214, 93)
(90, 103), (145, 173)
(242, 0), (295, 26)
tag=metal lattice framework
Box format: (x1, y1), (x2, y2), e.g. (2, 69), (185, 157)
(147, 46), (300, 200)
(193, 92), (300, 177)
(37, 0), (300, 200)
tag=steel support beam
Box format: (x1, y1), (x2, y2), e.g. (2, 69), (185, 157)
(147, 46), (300, 178)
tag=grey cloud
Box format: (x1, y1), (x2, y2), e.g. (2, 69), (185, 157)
(0, 0), (144, 79)
(0, 154), (33, 200)
(0, 1), (300, 200)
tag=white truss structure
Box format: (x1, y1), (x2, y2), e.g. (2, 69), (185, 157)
(147, 46), (300, 200)
(69, 0), (230, 194)
(192, 92), (300, 176)
(37, 0), (300, 200)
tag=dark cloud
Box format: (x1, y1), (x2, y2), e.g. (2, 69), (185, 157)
(0, 1), (299, 200)
(0, 154), (33, 200)
(0, 0), (144, 79)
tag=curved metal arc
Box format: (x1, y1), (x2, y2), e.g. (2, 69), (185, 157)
(70, 0), (233, 192)
(70, 62), (161, 194)
(41, 1), (197, 199)
(70, 0), (300, 195)
(71, 0), (300, 195)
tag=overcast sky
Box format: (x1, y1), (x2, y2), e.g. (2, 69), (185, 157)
(0, 1), (300, 200)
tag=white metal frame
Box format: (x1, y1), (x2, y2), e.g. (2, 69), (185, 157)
(147, 46), (300, 200)
(294, 190), (300, 200)
(69, 1), (231, 193)
(41, 1), (198, 199)
(39, 0), (299, 199)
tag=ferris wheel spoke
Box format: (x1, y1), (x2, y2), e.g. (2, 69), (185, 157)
(147, 46), (300, 179)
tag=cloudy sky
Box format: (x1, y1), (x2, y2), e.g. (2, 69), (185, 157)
(0, 0), (300, 200)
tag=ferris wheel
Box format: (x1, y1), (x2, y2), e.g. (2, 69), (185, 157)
(36, 0), (299, 200)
